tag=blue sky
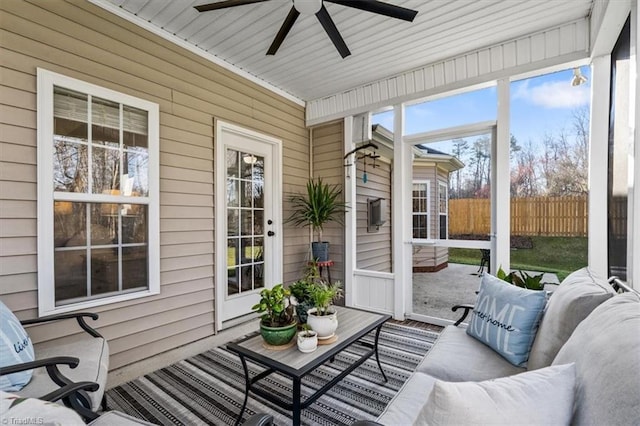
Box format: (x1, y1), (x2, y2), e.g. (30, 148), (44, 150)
(372, 67), (591, 151)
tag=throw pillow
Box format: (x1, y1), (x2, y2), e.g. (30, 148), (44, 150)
(421, 363), (576, 426)
(466, 273), (547, 366)
(528, 267), (614, 369)
(0, 301), (35, 391)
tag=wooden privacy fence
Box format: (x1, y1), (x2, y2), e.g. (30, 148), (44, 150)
(449, 196), (588, 237)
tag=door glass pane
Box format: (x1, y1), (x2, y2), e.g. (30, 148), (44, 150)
(226, 148), (266, 297)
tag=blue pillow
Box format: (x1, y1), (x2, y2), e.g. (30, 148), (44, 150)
(466, 274), (547, 367)
(0, 300), (34, 391)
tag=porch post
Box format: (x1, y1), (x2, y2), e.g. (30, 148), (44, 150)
(494, 79), (511, 273)
(393, 104), (410, 320)
(632, 1), (640, 288)
(343, 116), (356, 305)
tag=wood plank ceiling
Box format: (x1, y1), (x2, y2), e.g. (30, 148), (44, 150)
(94, 0), (594, 102)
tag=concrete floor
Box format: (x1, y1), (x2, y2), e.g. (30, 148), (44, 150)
(412, 264), (559, 322)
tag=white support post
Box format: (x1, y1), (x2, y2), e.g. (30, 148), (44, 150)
(494, 79), (511, 273)
(392, 104), (410, 320)
(343, 116), (357, 305)
(589, 55), (612, 278)
(630, 1), (639, 288)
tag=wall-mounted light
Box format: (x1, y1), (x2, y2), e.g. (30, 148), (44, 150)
(571, 67), (588, 86)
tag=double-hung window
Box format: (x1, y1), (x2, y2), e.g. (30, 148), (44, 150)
(37, 69), (159, 315)
(412, 180), (430, 239)
(438, 181), (448, 239)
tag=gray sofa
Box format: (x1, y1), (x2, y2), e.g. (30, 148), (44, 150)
(374, 268), (640, 425)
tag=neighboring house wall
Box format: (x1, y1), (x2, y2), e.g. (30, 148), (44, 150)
(356, 157), (392, 272)
(310, 121), (345, 284)
(413, 164), (448, 271)
(0, 1), (307, 370)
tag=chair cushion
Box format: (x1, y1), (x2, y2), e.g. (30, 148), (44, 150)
(376, 371), (437, 426)
(0, 301), (35, 391)
(466, 274), (547, 367)
(88, 410), (157, 425)
(421, 363), (576, 425)
(528, 267), (614, 370)
(20, 335), (109, 411)
(553, 292), (640, 426)
(1, 390), (85, 425)
(416, 325), (526, 381)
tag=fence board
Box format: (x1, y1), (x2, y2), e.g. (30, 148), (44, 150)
(449, 196), (589, 237)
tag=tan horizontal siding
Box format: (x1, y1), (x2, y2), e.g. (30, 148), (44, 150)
(0, 0), (307, 370)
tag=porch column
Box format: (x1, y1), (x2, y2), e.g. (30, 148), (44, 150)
(343, 116), (357, 305)
(494, 79), (511, 273)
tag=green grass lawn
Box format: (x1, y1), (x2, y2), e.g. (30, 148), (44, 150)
(449, 236), (588, 281)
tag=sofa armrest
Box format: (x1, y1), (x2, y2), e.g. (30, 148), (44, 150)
(452, 304), (474, 326)
(21, 312), (103, 338)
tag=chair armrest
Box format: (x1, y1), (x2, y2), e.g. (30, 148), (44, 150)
(1, 356), (80, 389)
(243, 413), (274, 426)
(21, 312), (103, 338)
(452, 304), (474, 326)
(41, 381), (100, 403)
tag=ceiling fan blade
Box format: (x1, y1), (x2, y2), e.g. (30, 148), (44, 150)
(326, 0), (418, 22)
(316, 5), (351, 58)
(266, 6), (300, 55)
(194, 0), (269, 13)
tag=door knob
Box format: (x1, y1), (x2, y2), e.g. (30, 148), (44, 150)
(267, 231), (275, 236)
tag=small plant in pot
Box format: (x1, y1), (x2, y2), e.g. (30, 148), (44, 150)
(251, 284), (297, 346)
(287, 178), (348, 262)
(288, 261), (322, 324)
(307, 280), (343, 340)
(297, 324), (318, 353)
(497, 267), (545, 291)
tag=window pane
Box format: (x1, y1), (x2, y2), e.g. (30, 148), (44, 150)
(91, 248), (118, 295)
(122, 246), (148, 290)
(439, 216), (447, 239)
(227, 180), (239, 207)
(227, 149), (239, 178)
(92, 146), (120, 194)
(55, 202), (86, 247)
(55, 250), (87, 302)
(92, 203), (118, 245)
(122, 205), (147, 244)
(124, 149), (148, 197)
(53, 140), (88, 193)
(123, 105), (148, 149)
(228, 209), (239, 236)
(92, 97), (119, 146)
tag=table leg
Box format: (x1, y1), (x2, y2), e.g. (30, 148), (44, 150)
(235, 355), (251, 426)
(292, 376), (302, 426)
(374, 324), (388, 382)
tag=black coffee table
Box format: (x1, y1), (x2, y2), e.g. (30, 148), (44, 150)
(227, 306), (391, 425)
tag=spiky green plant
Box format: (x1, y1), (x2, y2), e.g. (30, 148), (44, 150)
(497, 267), (545, 291)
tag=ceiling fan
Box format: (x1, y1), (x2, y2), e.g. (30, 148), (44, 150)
(194, 0), (418, 58)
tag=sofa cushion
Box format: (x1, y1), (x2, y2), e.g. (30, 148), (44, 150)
(1, 391), (85, 426)
(20, 335), (109, 411)
(553, 292), (640, 426)
(416, 325), (526, 381)
(376, 372), (437, 426)
(0, 301), (35, 391)
(528, 267), (614, 370)
(421, 363), (576, 426)
(466, 274), (547, 367)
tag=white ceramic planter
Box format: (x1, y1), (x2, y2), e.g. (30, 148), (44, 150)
(297, 330), (318, 353)
(306, 308), (338, 340)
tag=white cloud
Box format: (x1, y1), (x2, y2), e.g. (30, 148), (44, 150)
(514, 80), (590, 109)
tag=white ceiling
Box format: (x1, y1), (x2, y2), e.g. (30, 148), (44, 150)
(95, 0), (594, 102)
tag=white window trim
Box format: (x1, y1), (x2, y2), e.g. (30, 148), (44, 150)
(37, 68), (160, 316)
(412, 180), (431, 240)
(438, 180), (448, 239)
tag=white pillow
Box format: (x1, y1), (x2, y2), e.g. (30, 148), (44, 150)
(421, 363), (576, 425)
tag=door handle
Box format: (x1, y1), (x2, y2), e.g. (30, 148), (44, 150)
(267, 231), (275, 237)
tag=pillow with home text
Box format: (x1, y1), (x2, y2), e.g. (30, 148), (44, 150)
(466, 273), (547, 367)
(0, 301), (34, 391)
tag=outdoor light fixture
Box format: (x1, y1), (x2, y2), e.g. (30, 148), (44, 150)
(293, 0), (322, 15)
(571, 67), (588, 86)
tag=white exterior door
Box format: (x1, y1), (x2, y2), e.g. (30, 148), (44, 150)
(215, 121), (282, 330)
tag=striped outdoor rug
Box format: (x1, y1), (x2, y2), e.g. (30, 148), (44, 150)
(106, 322), (440, 426)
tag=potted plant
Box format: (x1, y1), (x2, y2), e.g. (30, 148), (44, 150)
(296, 324), (318, 353)
(497, 267), (545, 291)
(306, 280), (343, 340)
(287, 178), (348, 262)
(251, 284), (297, 346)
(288, 261), (321, 323)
